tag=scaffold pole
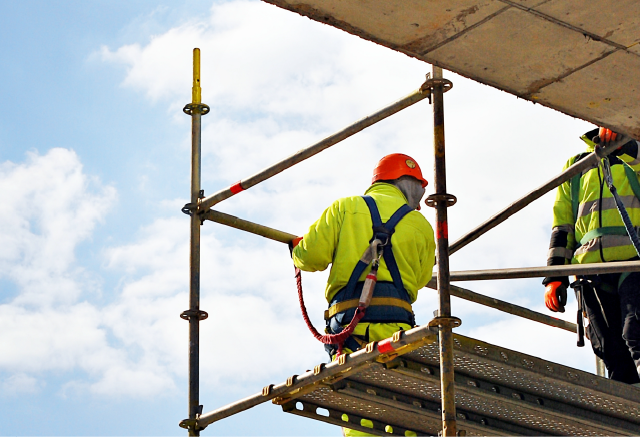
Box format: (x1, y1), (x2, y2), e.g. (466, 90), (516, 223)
(181, 48), (211, 437)
(448, 260), (640, 281)
(427, 66), (457, 437)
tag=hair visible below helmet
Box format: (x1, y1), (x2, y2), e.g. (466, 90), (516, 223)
(372, 153), (428, 188)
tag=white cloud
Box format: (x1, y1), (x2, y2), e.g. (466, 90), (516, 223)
(0, 148), (116, 307)
(1, 373), (41, 396)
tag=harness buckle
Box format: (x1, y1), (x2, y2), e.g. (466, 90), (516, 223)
(372, 226), (392, 246)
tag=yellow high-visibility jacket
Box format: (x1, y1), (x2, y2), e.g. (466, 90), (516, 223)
(293, 182), (435, 303)
(546, 130), (640, 285)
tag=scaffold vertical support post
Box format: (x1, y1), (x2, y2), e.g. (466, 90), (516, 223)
(179, 47), (212, 436)
(189, 47), (202, 437)
(431, 66), (457, 436)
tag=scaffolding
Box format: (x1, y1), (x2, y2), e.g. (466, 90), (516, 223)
(178, 49), (640, 436)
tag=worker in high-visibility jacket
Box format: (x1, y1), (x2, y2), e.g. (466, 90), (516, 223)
(544, 127), (640, 384)
(293, 153), (435, 436)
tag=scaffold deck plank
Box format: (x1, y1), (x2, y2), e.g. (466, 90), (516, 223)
(274, 333), (640, 436)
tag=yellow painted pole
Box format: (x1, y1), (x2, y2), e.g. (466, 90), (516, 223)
(192, 49), (201, 104)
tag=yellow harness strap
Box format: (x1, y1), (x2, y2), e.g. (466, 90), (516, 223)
(324, 297), (413, 320)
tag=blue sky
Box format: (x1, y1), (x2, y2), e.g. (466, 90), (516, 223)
(0, 1), (600, 435)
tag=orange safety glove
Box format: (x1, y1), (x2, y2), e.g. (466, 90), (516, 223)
(597, 127), (618, 144)
(599, 126), (637, 158)
(544, 281), (567, 313)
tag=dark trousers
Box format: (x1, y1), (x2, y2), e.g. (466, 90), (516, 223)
(580, 272), (640, 384)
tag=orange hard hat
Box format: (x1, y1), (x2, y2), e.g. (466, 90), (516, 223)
(372, 154), (428, 188)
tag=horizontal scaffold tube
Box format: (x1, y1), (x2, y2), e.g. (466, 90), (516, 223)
(192, 324), (439, 430)
(426, 280), (576, 333)
(203, 209), (593, 332)
(203, 210), (297, 244)
(449, 137), (630, 255)
(449, 260), (640, 281)
(198, 85), (432, 211)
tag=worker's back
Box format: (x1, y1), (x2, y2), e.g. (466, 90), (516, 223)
(292, 181), (435, 303)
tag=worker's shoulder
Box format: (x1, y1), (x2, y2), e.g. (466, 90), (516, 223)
(332, 194), (365, 210)
(402, 210), (434, 233)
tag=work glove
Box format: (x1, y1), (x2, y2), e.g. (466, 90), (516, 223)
(544, 281), (567, 313)
(595, 127), (637, 155)
(596, 127), (618, 144)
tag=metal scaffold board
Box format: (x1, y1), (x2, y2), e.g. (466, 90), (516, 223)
(271, 332), (640, 436)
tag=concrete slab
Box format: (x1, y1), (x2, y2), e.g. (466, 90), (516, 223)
(426, 7), (612, 96)
(536, 0), (640, 49)
(532, 50), (640, 137)
(263, 0), (640, 139)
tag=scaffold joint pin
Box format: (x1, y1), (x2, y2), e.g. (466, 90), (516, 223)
(180, 309), (208, 321)
(183, 103), (211, 116)
(428, 316), (462, 328)
(420, 74), (453, 94)
(181, 203), (196, 216)
(426, 193), (457, 208)
(179, 417), (203, 431)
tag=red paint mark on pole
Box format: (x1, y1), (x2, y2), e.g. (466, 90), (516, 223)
(437, 221), (449, 239)
(229, 181), (245, 194)
(377, 339), (395, 354)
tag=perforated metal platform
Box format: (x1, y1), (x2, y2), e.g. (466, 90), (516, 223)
(274, 333), (640, 436)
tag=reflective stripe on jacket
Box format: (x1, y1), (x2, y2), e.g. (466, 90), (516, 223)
(292, 182), (435, 303)
(548, 131), (640, 275)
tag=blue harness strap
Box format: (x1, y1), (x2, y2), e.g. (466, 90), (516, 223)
(325, 195), (415, 356)
(363, 195), (413, 303)
(328, 196), (413, 318)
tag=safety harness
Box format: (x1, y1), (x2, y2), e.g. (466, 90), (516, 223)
(295, 195), (415, 356)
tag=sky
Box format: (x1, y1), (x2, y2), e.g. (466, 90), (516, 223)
(0, 1), (600, 435)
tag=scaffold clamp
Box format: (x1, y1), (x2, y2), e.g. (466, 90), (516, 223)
(181, 191), (206, 223)
(425, 193), (457, 208)
(181, 202), (196, 216)
(428, 316), (462, 328)
(183, 103), (210, 116)
(180, 309), (209, 321)
(420, 74), (453, 94)
(178, 417), (203, 432)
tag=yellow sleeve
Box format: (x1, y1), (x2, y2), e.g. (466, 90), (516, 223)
(292, 200), (344, 272)
(416, 220), (435, 290)
(552, 157), (576, 231)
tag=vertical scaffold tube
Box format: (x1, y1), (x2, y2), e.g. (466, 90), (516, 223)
(186, 48), (207, 436)
(432, 66), (457, 436)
